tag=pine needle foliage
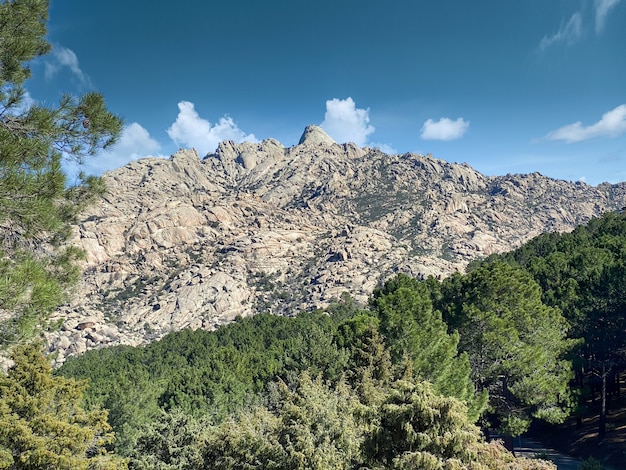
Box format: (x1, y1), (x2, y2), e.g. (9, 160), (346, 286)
(0, 0), (122, 346)
(0, 342), (127, 469)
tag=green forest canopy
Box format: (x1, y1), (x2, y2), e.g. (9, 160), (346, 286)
(56, 210), (626, 465)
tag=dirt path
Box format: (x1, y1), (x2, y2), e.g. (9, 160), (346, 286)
(515, 437), (583, 470)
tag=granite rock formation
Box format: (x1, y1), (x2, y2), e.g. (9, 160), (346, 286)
(44, 125), (626, 365)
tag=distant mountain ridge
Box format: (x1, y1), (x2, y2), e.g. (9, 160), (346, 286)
(45, 125), (626, 365)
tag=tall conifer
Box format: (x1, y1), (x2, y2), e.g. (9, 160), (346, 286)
(0, 0), (122, 346)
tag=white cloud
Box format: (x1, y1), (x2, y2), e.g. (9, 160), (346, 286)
(539, 13), (583, 50)
(595, 0), (622, 33)
(45, 45), (93, 88)
(320, 97), (375, 146)
(540, 1), (620, 50)
(545, 104), (626, 143)
(370, 142), (397, 154)
(20, 90), (35, 111)
(420, 117), (469, 141)
(167, 101), (257, 156)
(89, 123), (163, 174)
(62, 122), (163, 180)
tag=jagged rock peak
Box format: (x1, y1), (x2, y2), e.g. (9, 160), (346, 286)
(40, 128), (626, 366)
(298, 125), (336, 146)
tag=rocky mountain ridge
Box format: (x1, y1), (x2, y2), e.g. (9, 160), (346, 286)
(45, 125), (626, 365)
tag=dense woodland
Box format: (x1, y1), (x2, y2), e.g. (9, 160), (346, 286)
(46, 210), (624, 468)
(1, 1), (625, 468)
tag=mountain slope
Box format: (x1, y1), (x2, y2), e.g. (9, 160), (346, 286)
(45, 126), (626, 364)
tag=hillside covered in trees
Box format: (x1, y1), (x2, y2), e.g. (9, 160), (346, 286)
(48, 210), (626, 468)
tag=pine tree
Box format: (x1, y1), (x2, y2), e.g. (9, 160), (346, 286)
(0, 343), (127, 469)
(439, 261), (575, 436)
(371, 274), (486, 421)
(496, 211), (626, 438)
(128, 410), (208, 470)
(0, 0), (122, 346)
(201, 371), (556, 470)
(203, 372), (367, 470)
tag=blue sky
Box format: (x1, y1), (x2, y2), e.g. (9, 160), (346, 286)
(27, 0), (626, 185)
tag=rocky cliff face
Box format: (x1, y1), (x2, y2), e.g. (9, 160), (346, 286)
(45, 125), (626, 365)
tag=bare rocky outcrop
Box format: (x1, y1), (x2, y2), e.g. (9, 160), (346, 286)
(44, 127), (626, 365)
(298, 125), (337, 146)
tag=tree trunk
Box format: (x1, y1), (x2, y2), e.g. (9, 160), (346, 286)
(599, 364), (607, 439)
(504, 436), (514, 453)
